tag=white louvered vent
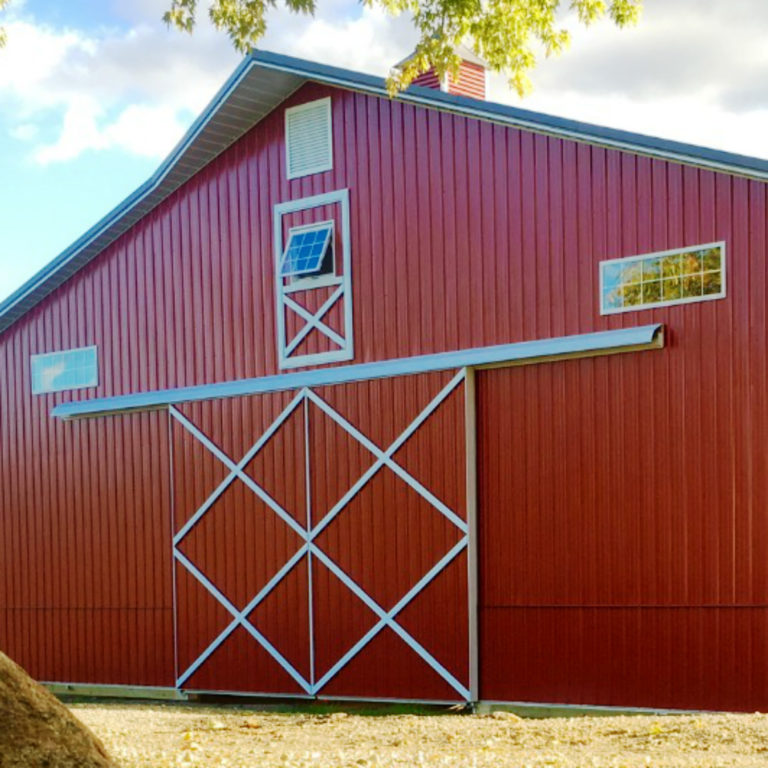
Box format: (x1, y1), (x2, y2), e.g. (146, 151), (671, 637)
(285, 98), (333, 180)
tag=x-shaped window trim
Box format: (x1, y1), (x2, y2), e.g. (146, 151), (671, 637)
(283, 285), (345, 356)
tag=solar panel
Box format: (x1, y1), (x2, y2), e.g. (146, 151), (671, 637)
(280, 223), (333, 277)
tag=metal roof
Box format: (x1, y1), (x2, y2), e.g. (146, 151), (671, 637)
(3, 48), (768, 336)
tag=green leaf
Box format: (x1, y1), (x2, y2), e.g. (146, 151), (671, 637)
(161, 0), (643, 95)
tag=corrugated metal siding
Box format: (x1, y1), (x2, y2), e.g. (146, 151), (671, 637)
(477, 343), (768, 710)
(0, 79), (766, 707)
(7, 81), (753, 390)
(0, 399), (173, 685)
(411, 71), (442, 91)
(447, 62), (486, 100)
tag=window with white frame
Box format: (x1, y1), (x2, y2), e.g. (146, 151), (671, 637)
(600, 242), (725, 314)
(274, 189), (352, 369)
(31, 346), (98, 395)
(285, 98), (333, 180)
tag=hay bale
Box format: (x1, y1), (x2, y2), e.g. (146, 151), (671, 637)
(0, 651), (114, 767)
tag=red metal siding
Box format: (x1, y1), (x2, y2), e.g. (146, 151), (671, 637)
(411, 70), (442, 90)
(0, 77), (766, 707)
(0, 404), (173, 685)
(447, 61), (486, 99)
(477, 348), (768, 711)
(7, 82), (757, 391)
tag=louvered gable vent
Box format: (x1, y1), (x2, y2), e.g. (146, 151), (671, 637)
(285, 97), (333, 179)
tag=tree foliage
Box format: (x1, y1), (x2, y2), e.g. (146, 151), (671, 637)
(163, 0), (642, 95)
(0, 0), (642, 96)
(0, 0), (10, 47)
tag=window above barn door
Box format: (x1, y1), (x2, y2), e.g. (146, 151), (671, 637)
(285, 97), (333, 180)
(274, 189), (353, 369)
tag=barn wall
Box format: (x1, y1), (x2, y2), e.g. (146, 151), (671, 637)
(477, 341), (768, 711)
(2, 81), (760, 393)
(0, 403), (173, 685)
(0, 77), (766, 705)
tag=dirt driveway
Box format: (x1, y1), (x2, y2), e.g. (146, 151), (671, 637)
(72, 702), (768, 767)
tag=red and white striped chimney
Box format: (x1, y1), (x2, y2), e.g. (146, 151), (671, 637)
(404, 44), (488, 100)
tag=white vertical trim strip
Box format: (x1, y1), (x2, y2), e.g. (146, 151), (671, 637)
(304, 396), (316, 687)
(340, 186), (353, 362)
(168, 409), (180, 686)
(274, 202), (288, 368)
(464, 367), (479, 702)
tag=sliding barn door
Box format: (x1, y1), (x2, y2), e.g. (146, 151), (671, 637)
(170, 370), (472, 701)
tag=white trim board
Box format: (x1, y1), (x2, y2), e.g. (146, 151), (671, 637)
(52, 324), (663, 420)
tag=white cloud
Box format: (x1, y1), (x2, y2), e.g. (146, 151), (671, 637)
(0, 9), (240, 164)
(0, 1), (413, 165)
(264, 5), (415, 75)
(8, 123), (38, 141)
(1, 0), (768, 166)
(483, 1), (768, 160)
(33, 96), (106, 164)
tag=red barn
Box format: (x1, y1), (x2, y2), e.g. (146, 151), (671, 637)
(1, 49), (766, 711)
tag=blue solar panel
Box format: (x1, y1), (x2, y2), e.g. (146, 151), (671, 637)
(280, 224), (333, 277)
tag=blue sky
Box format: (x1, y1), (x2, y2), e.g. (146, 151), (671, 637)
(2, 0), (768, 303)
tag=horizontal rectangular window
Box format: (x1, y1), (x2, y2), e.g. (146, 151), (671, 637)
(31, 346), (98, 395)
(600, 242), (725, 314)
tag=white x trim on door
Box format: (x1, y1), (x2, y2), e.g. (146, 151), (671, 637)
(170, 368), (470, 700)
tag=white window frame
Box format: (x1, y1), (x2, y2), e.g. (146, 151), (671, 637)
(599, 241), (726, 315)
(285, 97), (333, 180)
(30, 345), (99, 395)
(274, 189), (353, 369)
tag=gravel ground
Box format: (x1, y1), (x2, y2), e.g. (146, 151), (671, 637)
(72, 702), (768, 768)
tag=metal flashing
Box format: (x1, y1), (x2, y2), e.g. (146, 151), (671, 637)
(52, 324), (663, 419)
